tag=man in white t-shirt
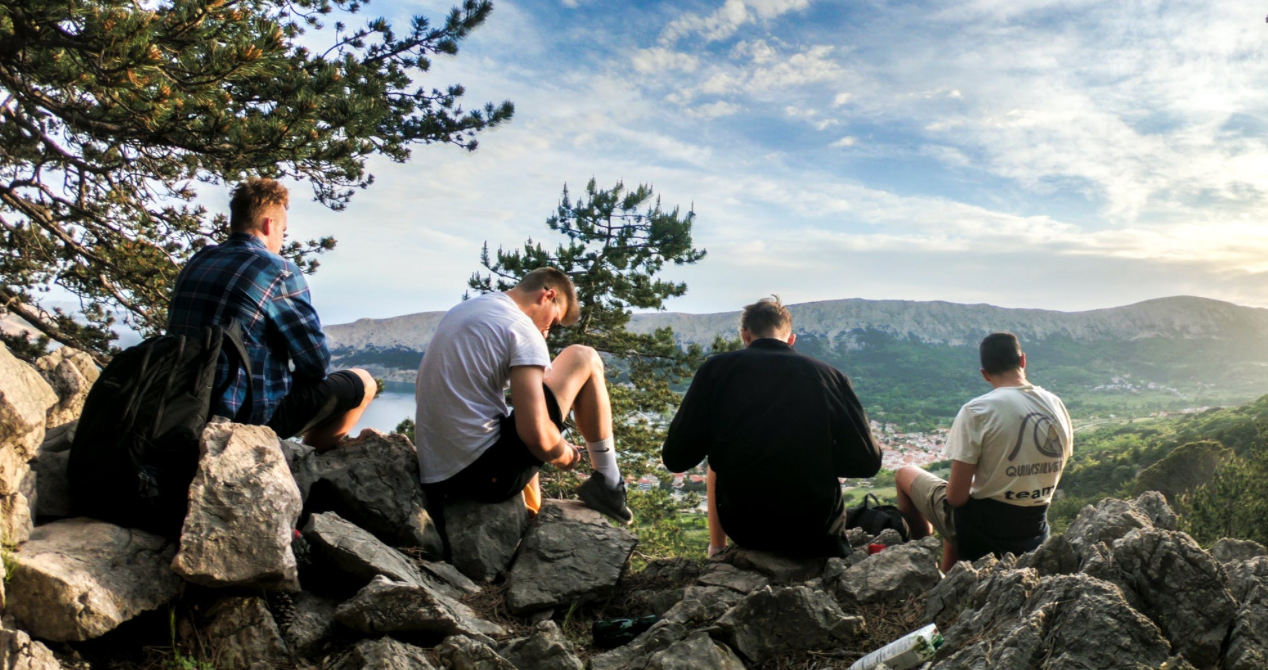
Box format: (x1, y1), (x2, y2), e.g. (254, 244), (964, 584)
(415, 267), (632, 534)
(895, 332), (1073, 572)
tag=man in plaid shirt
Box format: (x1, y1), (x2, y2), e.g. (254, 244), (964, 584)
(167, 178), (375, 448)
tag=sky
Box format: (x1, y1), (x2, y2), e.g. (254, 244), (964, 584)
(256, 0), (1268, 325)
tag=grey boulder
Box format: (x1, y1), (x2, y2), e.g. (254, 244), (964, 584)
(723, 547), (827, 584)
(334, 575), (504, 641)
(1211, 538), (1268, 565)
(31, 447), (70, 520)
(831, 542), (941, 605)
(7, 518), (181, 641)
(497, 621), (583, 670)
(1063, 493), (1175, 554)
(1225, 583), (1268, 670)
(300, 429), (443, 556)
(642, 633), (746, 670)
(303, 511), (424, 588)
(0, 342), (58, 544)
(445, 494), (529, 583)
(34, 348), (98, 430)
(172, 422), (301, 590)
(437, 635), (516, 670)
(712, 585), (863, 666)
(589, 586), (743, 670)
(505, 500), (637, 614)
(0, 626), (73, 670)
(283, 591), (339, 658)
(323, 636), (436, 670)
(203, 596), (291, 670)
(696, 563), (770, 595)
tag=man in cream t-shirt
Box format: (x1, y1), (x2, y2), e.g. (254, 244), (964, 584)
(896, 332), (1073, 571)
(416, 268), (632, 553)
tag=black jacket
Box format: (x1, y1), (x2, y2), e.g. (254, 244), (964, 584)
(662, 339), (881, 555)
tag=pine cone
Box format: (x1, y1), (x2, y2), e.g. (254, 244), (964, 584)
(268, 591), (297, 633)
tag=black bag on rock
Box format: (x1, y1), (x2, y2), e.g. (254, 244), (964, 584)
(68, 321), (252, 535)
(846, 493), (911, 541)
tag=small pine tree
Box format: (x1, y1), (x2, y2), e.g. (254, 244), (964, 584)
(1180, 425), (1268, 546)
(469, 179), (737, 558)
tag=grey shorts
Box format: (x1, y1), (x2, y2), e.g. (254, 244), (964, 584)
(908, 469), (957, 541)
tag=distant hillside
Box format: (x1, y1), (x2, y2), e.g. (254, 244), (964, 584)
(329, 296), (1268, 425)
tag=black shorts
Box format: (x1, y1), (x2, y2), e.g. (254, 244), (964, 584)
(267, 370), (367, 439)
(434, 384), (564, 503)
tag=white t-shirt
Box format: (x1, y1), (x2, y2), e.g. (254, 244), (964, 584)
(943, 384), (1073, 506)
(415, 293), (551, 483)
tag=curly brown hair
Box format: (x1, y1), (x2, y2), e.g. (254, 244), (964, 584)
(229, 177), (289, 233)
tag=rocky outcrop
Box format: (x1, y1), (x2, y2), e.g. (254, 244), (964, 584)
(445, 494), (529, 583)
(0, 626), (73, 670)
(713, 585), (864, 666)
(437, 635), (516, 670)
(282, 591), (339, 658)
(172, 422), (301, 590)
(33, 348), (97, 430)
(334, 575), (505, 641)
(0, 343), (58, 544)
(7, 518), (181, 641)
(324, 636), (436, 670)
(203, 596), (291, 670)
(303, 511), (425, 589)
(505, 500), (638, 614)
(298, 429), (443, 556)
(497, 621), (584, 670)
(828, 540), (941, 605)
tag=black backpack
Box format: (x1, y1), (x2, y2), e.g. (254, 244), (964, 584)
(68, 322), (252, 535)
(846, 493), (911, 541)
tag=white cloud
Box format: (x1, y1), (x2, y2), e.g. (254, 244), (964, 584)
(661, 0), (814, 44)
(814, 119), (840, 131)
(832, 92), (852, 107)
(632, 47), (700, 74)
(688, 101), (742, 118)
(831, 136), (857, 147)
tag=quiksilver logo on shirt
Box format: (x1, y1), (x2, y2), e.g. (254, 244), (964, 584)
(1008, 411), (1065, 461)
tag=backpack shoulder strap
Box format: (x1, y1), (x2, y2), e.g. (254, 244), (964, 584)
(216, 320), (254, 422)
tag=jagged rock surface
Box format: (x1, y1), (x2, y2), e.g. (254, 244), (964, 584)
(7, 518), (181, 641)
(282, 592), (339, 658)
(323, 636), (436, 670)
(505, 500), (637, 614)
(33, 348), (97, 430)
(497, 621), (583, 670)
(30, 447), (69, 520)
(437, 635), (516, 670)
(334, 575), (505, 641)
(0, 625), (73, 670)
(204, 596), (291, 670)
(444, 494), (529, 583)
(712, 585), (864, 666)
(298, 429), (443, 556)
(829, 541), (941, 605)
(303, 511), (424, 588)
(0, 343), (58, 544)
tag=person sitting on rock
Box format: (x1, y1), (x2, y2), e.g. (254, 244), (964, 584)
(661, 296), (882, 558)
(895, 332), (1073, 572)
(414, 267), (632, 529)
(168, 177), (376, 448)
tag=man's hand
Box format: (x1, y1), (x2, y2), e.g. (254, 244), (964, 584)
(551, 441), (582, 471)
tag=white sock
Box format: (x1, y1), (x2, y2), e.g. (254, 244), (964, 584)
(586, 436), (622, 489)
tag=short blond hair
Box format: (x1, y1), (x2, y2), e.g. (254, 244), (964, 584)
(229, 177), (289, 233)
(741, 296), (792, 337)
(517, 267), (580, 326)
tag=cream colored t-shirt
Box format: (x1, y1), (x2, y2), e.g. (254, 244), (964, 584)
(943, 384), (1073, 506)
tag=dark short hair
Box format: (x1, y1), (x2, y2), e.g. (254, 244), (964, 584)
(516, 267), (580, 326)
(741, 296), (792, 337)
(229, 177), (289, 233)
(980, 332), (1023, 375)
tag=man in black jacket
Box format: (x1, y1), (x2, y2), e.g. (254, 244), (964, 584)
(662, 297), (882, 558)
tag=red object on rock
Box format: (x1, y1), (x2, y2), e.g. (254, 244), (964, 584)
(867, 543), (886, 555)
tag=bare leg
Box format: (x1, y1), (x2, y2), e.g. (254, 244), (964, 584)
(895, 465), (934, 539)
(304, 368), (377, 450)
(940, 540), (959, 573)
(707, 466), (727, 556)
(543, 345), (612, 442)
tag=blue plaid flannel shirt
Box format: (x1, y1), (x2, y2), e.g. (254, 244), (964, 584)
(167, 233), (330, 424)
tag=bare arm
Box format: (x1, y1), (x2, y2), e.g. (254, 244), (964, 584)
(947, 459), (977, 507)
(707, 466), (727, 555)
(509, 365), (579, 469)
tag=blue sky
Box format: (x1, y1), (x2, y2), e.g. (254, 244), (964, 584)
(262, 0), (1268, 324)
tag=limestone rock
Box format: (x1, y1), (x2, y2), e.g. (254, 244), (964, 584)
(1224, 555), (1268, 604)
(445, 494), (529, 583)
(1014, 533), (1080, 576)
(39, 421), (74, 454)
(436, 635), (515, 670)
(623, 588), (687, 617)
(34, 348), (98, 430)
(831, 542), (941, 605)
(1063, 496), (1166, 554)
(7, 518), (181, 641)
(1211, 538), (1267, 565)
(872, 528), (904, 546)
(418, 560), (482, 601)
(644, 632), (746, 670)
(0, 625), (73, 670)
(505, 500), (637, 614)
(204, 596), (290, 670)
(300, 429), (442, 555)
(172, 422), (301, 590)
(725, 547), (826, 584)
(283, 591), (339, 658)
(1225, 583), (1268, 670)
(1131, 491), (1178, 530)
(31, 448), (70, 520)
(497, 621), (583, 670)
(696, 563), (770, 594)
(923, 558), (993, 631)
(334, 575), (504, 641)
(712, 585), (864, 667)
(589, 587), (743, 670)
(1106, 529), (1235, 669)
(0, 343), (57, 543)
(323, 636), (436, 670)
(638, 557), (703, 585)
(303, 511), (424, 589)
(934, 573), (1175, 670)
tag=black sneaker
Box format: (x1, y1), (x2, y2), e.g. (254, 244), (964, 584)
(577, 476), (634, 525)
